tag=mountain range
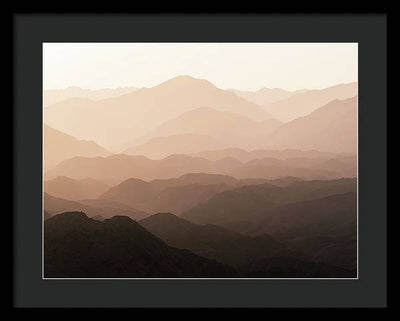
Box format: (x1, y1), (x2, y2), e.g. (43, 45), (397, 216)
(45, 211), (354, 277)
(45, 212), (236, 278)
(45, 151), (355, 184)
(181, 178), (357, 227)
(43, 86), (138, 107)
(45, 76), (272, 150)
(43, 75), (358, 278)
(97, 173), (240, 214)
(124, 107), (282, 157)
(44, 176), (110, 200)
(189, 148), (350, 162)
(122, 94), (356, 156)
(265, 97), (357, 153)
(44, 77), (357, 157)
(44, 124), (110, 170)
(229, 87), (308, 106)
(44, 192), (147, 220)
(45, 173), (309, 218)
(140, 213), (291, 267)
(263, 82), (357, 122)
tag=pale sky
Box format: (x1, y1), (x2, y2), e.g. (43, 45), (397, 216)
(43, 43), (358, 92)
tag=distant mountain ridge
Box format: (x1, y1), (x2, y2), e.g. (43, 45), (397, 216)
(123, 107), (282, 156)
(189, 148), (350, 162)
(72, 173), (323, 216)
(123, 134), (226, 159)
(45, 76), (272, 149)
(44, 192), (148, 220)
(43, 86), (139, 107)
(46, 151), (355, 184)
(122, 94), (357, 156)
(44, 176), (110, 200)
(265, 97), (357, 153)
(264, 82), (357, 122)
(98, 173), (241, 214)
(44, 124), (110, 171)
(230, 87), (308, 106)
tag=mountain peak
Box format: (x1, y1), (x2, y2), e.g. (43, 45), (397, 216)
(104, 215), (136, 224)
(144, 212), (180, 221)
(140, 213), (196, 231)
(47, 211), (89, 222)
(157, 75), (216, 89)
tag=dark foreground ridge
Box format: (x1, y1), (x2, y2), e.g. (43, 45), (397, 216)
(45, 212), (355, 278)
(44, 211), (236, 278)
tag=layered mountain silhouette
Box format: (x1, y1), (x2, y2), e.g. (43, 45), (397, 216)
(98, 174), (312, 215)
(190, 148), (350, 162)
(257, 192), (357, 238)
(230, 87), (308, 106)
(98, 173), (240, 214)
(44, 212), (237, 278)
(264, 82), (357, 122)
(44, 176), (110, 200)
(180, 186), (357, 271)
(44, 124), (110, 171)
(45, 154), (224, 184)
(45, 76), (272, 149)
(44, 192), (147, 220)
(203, 191), (357, 271)
(230, 158), (338, 180)
(265, 97), (357, 153)
(239, 176), (303, 187)
(43, 86), (138, 107)
(46, 152), (355, 184)
(140, 213), (289, 267)
(181, 178), (356, 226)
(123, 134), (226, 160)
(44, 211), (353, 277)
(43, 75), (358, 278)
(232, 154), (356, 179)
(124, 107), (282, 156)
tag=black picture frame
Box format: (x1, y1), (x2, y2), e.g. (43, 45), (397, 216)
(13, 13), (387, 308)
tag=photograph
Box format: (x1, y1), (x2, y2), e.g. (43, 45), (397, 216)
(43, 42), (358, 279)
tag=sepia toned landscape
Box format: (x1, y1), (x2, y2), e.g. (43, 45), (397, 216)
(43, 43), (358, 278)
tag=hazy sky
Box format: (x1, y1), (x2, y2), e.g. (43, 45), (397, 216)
(43, 43), (358, 91)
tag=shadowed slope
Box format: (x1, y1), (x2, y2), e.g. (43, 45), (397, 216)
(241, 256), (354, 278)
(140, 213), (287, 266)
(181, 178), (357, 225)
(98, 173), (240, 214)
(264, 83), (357, 122)
(44, 124), (110, 171)
(44, 176), (110, 200)
(266, 97), (357, 153)
(44, 212), (236, 278)
(44, 192), (148, 220)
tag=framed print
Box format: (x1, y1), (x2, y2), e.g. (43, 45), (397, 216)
(13, 13), (387, 308)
